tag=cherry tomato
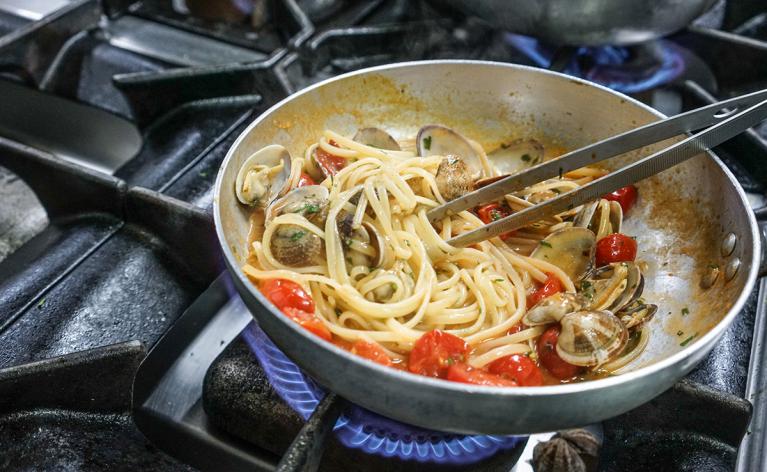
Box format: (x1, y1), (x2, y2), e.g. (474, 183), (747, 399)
(507, 323), (526, 335)
(603, 185), (638, 213)
(283, 307), (332, 341)
(446, 363), (518, 387)
(314, 142), (347, 176)
(296, 172), (316, 187)
(408, 330), (469, 378)
(476, 203), (515, 240)
(351, 341), (393, 367)
(261, 279), (315, 314)
(488, 354), (544, 386)
(537, 325), (581, 380)
(595, 233), (637, 267)
(526, 272), (563, 307)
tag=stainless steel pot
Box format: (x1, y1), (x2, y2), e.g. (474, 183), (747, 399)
(440, 0), (717, 45)
(214, 61), (760, 434)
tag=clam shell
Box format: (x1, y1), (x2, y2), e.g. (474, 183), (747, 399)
(266, 185), (329, 226)
(235, 144), (291, 207)
(584, 262), (643, 313)
(531, 227), (596, 281)
(487, 138), (544, 175)
(353, 127), (401, 151)
(556, 310), (628, 367)
(523, 292), (589, 326)
(416, 125), (483, 177)
(270, 224), (324, 267)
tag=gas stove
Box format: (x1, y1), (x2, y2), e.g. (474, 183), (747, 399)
(1, 1), (767, 471)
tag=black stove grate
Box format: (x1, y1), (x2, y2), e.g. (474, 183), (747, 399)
(0, 0), (766, 471)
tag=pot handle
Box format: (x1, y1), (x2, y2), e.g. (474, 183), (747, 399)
(754, 206), (767, 277)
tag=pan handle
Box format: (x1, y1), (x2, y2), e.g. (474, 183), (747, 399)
(753, 206), (767, 277)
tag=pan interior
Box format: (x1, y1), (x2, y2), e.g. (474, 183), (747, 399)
(217, 62), (751, 376)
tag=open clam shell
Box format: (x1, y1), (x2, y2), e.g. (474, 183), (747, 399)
(557, 310), (629, 367)
(487, 138), (544, 175)
(416, 125), (484, 176)
(235, 144), (291, 207)
(619, 302), (658, 329)
(266, 185), (329, 227)
(337, 212), (390, 269)
(573, 199), (622, 240)
(353, 127), (401, 151)
(531, 227), (596, 281)
(523, 292), (590, 325)
(582, 262), (643, 313)
(270, 224), (324, 267)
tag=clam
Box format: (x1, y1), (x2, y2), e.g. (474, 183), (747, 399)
(266, 185), (329, 227)
(417, 125), (483, 176)
(235, 144), (291, 207)
(523, 292), (590, 325)
(353, 127), (401, 151)
(270, 224), (323, 267)
(338, 213), (389, 268)
(582, 262), (643, 313)
(435, 155), (474, 202)
(556, 310), (628, 367)
(487, 138), (544, 175)
(531, 227), (596, 281)
(266, 186), (330, 268)
(619, 302), (658, 329)
(573, 199), (622, 239)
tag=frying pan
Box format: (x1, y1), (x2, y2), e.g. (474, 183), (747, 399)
(214, 61), (761, 434)
(439, 0), (717, 46)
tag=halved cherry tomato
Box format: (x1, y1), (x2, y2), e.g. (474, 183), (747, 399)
(526, 272), (563, 307)
(261, 279), (315, 314)
(537, 325), (581, 380)
(595, 233), (637, 267)
(351, 341), (393, 367)
(603, 185), (638, 214)
(296, 172), (316, 187)
(408, 330), (469, 378)
(447, 363), (518, 387)
(488, 354), (544, 386)
(476, 203), (515, 241)
(283, 307), (332, 341)
(314, 141), (347, 176)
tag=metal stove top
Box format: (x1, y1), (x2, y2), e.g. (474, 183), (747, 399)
(0, 1), (767, 471)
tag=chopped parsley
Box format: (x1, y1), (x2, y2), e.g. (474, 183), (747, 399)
(491, 210), (502, 221)
(390, 283), (397, 292)
(681, 307), (690, 316)
(680, 334), (697, 347)
(521, 154), (532, 162)
(423, 136), (432, 151)
(677, 330), (684, 336)
(446, 357), (455, 366)
(580, 280), (594, 300)
(493, 278), (505, 283)
(539, 241), (552, 248)
(37, 298), (46, 309)
(198, 171), (208, 178)
(303, 203), (320, 214)
(290, 231), (306, 242)
(335, 308), (342, 316)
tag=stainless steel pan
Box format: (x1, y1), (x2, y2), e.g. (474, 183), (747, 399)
(214, 61), (761, 434)
(440, 0), (717, 46)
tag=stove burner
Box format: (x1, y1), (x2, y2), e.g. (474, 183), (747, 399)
(242, 323), (524, 464)
(505, 34), (686, 93)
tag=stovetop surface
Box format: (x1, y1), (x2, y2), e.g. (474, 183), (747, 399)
(1, 0), (767, 471)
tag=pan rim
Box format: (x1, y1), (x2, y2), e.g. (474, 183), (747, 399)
(214, 59), (761, 399)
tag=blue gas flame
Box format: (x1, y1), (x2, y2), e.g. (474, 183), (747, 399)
(242, 323), (525, 464)
(505, 33), (686, 94)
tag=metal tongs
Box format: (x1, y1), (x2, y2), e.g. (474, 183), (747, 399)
(429, 89), (767, 247)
